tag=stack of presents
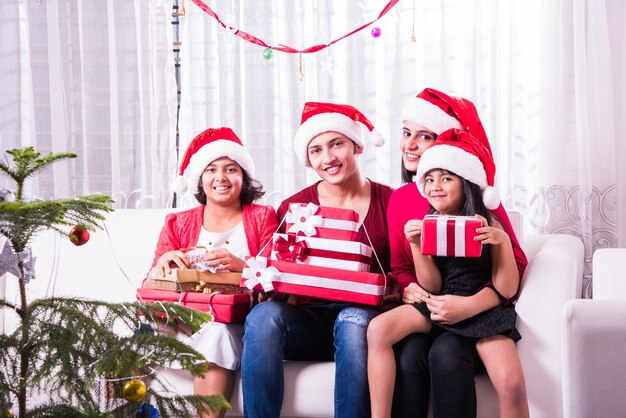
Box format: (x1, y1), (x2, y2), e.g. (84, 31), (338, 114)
(136, 203), (482, 323)
(136, 203), (387, 323)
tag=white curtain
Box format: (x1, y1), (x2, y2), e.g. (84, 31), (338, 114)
(1, 0), (624, 296)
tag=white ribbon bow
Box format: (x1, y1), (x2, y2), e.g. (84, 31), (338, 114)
(286, 203), (323, 236)
(242, 256), (280, 292)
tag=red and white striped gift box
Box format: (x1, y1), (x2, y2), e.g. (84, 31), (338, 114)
(420, 215), (483, 257)
(270, 233), (373, 272)
(284, 203), (360, 240)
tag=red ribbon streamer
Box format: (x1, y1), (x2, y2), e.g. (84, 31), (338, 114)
(190, 0), (400, 54)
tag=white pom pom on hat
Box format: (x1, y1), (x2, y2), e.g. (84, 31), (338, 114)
(294, 101), (385, 167)
(172, 127), (255, 195)
(415, 129), (501, 210)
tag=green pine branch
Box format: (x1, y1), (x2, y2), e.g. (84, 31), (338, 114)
(0, 147), (75, 201)
(1, 147), (229, 417)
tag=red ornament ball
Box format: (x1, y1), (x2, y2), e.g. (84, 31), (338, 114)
(371, 27), (382, 38)
(69, 225), (90, 246)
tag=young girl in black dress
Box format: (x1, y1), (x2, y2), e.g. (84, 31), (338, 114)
(368, 129), (529, 418)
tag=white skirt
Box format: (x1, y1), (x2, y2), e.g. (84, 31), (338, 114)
(175, 321), (244, 371)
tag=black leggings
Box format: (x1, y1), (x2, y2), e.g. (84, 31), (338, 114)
(392, 331), (485, 418)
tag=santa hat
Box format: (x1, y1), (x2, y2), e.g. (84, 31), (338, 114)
(400, 88), (491, 154)
(294, 101), (385, 167)
(172, 127), (255, 194)
(415, 129), (500, 210)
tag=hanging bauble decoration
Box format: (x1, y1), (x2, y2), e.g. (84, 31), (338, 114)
(69, 224), (90, 246)
(134, 322), (156, 336)
(263, 48), (273, 60)
(4, 410), (13, 418)
(122, 379), (147, 403)
(371, 27), (382, 38)
(135, 402), (159, 418)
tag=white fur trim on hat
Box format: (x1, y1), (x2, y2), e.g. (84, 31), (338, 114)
(415, 144), (488, 198)
(294, 113), (368, 167)
(177, 139), (255, 194)
(401, 98), (463, 135)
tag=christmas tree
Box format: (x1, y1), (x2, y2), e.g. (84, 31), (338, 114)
(0, 147), (228, 417)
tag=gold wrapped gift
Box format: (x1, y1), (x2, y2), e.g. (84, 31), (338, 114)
(144, 269), (243, 294)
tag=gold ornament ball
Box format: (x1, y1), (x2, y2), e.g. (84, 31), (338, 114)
(4, 411), (13, 418)
(122, 378), (147, 403)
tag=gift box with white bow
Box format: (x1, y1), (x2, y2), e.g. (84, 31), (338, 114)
(270, 233), (373, 272)
(241, 256), (386, 306)
(284, 203), (361, 240)
(420, 215), (483, 257)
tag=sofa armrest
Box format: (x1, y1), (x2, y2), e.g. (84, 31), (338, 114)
(562, 299), (626, 418)
(515, 233), (584, 418)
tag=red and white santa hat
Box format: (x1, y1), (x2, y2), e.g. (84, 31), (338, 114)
(415, 129), (500, 210)
(172, 127), (254, 194)
(294, 101), (385, 167)
(400, 88), (492, 154)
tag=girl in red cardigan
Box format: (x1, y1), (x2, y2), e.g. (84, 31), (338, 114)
(145, 127), (277, 418)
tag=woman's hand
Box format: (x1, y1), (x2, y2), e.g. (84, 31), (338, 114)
(475, 214), (509, 246)
(204, 248), (245, 272)
(423, 294), (474, 325)
(402, 282), (432, 304)
(404, 219), (423, 245)
(381, 273), (402, 311)
(153, 250), (190, 278)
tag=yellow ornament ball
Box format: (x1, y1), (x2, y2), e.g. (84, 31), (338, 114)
(122, 378), (147, 403)
(4, 411), (13, 418)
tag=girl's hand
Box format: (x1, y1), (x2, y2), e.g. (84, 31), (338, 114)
(474, 214), (509, 246)
(402, 282), (432, 304)
(404, 219), (423, 245)
(423, 294), (473, 325)
(153, 250), (190, 277)
(204, 248), (245, 272)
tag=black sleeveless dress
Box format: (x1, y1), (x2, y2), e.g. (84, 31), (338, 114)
(413, 244), (521, 342)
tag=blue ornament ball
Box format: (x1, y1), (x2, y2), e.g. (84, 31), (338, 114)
(263, 48), (274, 60)
(135, 403), (158, 418)
(371, 27), (382, 38)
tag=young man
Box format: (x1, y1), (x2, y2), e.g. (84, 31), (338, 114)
(241, 102), (394, 418)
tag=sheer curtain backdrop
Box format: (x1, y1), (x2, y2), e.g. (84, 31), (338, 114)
(1, 0), (624, 297)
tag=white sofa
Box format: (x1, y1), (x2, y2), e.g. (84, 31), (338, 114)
(561, 248), (626, 418)
(1, 209), (585, 417)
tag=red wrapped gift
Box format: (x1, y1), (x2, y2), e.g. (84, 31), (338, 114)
(241, 256), (386, 306)
(136, 288), (253, 323)
(271, 233), (373, 272)
(284, 203), (360, 240)
(420, 215), (483, 257)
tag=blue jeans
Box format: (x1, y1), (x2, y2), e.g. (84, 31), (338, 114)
(241, 300), (378, 418)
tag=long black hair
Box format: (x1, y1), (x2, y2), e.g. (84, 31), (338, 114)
(194, 168), (265, 205)
(428, 170), (494, 224)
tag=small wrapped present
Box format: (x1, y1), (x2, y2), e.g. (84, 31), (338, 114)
(284, 203), (361, 240)
(420, 215), (483, 257)
(144, 269), (243, 294)
(242, 256), (387, 306)
(136, 288), (253, 323)
(271, 233), (373, 272)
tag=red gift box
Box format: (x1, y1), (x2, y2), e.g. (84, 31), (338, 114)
(136, 288), (253, 323)
(284, 203), (360, 240)
(270, 233), (373, 272)
(241, 256), (386, 306)
(420, 215), (483, 257)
